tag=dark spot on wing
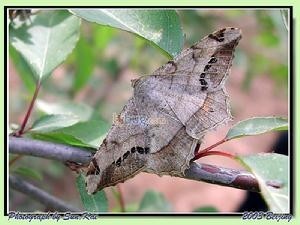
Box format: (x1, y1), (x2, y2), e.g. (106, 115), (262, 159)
(137, 146), (144, 154)
(200, 79), (207, 86)
(204, 64), (211, 71)
(201, 86), (208, 91)
(131, 147), (136, 153)
(208, 57), (217, 64)
(144, 147), (150, 154)
(116, 158), (121, 167)
(219, 28), (226, 33)
(123, 151), (130, 160)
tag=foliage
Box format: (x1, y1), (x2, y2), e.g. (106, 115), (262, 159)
(76, 174), (108, 212)
(9, 9), (289, 213)
(238, 154), (289, 213)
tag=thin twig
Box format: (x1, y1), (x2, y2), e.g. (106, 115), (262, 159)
(193, 138), (227, 160)
(15, 80), (41, 136)
(10, 175), (79, 212)
(9, 136), (260, 192)
(183, 163), (259, 192)
(9, 154), (23, 166)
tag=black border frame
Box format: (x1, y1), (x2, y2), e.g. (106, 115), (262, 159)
(4, 5), (295, 217)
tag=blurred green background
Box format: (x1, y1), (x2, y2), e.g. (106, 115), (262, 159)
(9, 9), (289, 212)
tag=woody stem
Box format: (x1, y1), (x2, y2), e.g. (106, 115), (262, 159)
(9, 137), (260, 193)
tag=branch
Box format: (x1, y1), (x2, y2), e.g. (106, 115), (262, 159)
(9, 136), (260, 192)
(9, 136), (92, 164)
(10, 175), (79, 212)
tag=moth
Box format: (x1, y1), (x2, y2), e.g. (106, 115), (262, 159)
(86, 27), (242, 194)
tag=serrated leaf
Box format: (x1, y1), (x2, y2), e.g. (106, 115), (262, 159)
(10, 10), (80, 81)
(30, 114), (80, 132)
(13, 167), (43, 181)
(226, 117), (288, 140)
(76, 174), (108, 212)
(138, 190), (172, 212)
(30, 119), (110, 148)
(70, 9), (183, 58)
(36, 100), (93, 122)
(238, 153), (289, 213)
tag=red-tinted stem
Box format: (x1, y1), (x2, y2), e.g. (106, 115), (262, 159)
(193, 150), (235, 161)
(193, 138), (229, 161)
(198, 138), (227, 154)
(15, 80), (41, 136)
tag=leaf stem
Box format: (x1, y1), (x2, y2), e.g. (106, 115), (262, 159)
(193, 138), (228, 160)
(15, 80), (41, 136)
(193, 150), (235, 160)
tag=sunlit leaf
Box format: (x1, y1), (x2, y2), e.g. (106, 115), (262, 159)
(10, 10), (80, 81)
(70, 9), (183, 58)
(226, 117), (288, 140)
(36, 100), (93, 122)
(30, 119), (110, 148)
(30, 114), (80, 132)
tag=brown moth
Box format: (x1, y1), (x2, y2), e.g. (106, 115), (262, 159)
(86, 27), (242, 194)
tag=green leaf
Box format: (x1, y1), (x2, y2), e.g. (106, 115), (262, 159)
(238, 153), (289, 213)
(72, 36), (95, 93)
(30, 119), (110, 148)
(226, 117), (288, 140)
(13, 167), (43, 181)
(9, 46), (36, 94)
(70, 9), (183, 58)
(30, 114), (80, 132)
(138, 190), (172, 212)
(193, 206), (218, 212)
(36, 100), (93, 122)
(76, 174), (108, 212)
(10, 10), (80, 81)
(30, 132), (92, 148)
